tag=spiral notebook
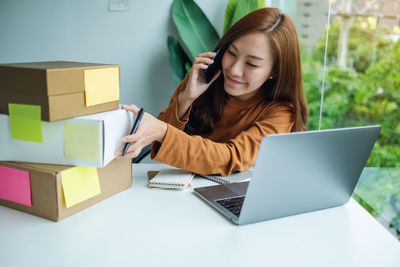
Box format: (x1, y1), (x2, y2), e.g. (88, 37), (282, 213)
(149, 168), (194, 189)
(196, 167), (254, 184)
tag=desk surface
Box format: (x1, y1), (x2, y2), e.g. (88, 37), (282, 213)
(1, 163), (400, 267)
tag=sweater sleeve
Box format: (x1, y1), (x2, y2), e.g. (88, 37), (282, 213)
(156, 75), (192, 131)
(151, 102), (294, 176)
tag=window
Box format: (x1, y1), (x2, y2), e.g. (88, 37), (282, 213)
(270, 0), (400, 240)
(321, 0), (400, 239)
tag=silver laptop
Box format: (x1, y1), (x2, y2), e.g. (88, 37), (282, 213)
(193, 125), (381, 225)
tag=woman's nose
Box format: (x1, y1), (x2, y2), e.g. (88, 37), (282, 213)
(229, 60), (243, 77)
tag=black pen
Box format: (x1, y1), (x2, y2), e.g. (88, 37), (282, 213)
(122, 108), (145, 156)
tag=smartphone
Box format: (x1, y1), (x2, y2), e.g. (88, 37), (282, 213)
(203, 48), (224, 83)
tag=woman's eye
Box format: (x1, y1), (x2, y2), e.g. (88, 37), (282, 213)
(247, 63), (258, 68)
(227, 50), (236, 57)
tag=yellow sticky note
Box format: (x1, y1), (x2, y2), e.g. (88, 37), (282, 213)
(8, 103), (43, 143)
(64, 123), (100, 161)
(61, 166), (101, 208)
(84, 67), (120, 106)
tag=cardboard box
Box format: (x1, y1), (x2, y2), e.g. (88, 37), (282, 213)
(0, 61), (120, 121)
(0, 108), (134, 167)
(0, 158), (132, 221)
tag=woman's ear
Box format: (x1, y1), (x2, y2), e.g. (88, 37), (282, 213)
(268, 71), (276, 80)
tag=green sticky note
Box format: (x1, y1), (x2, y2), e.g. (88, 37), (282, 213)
(61, 166), (101, 208)
(9, 103), (43, 143)
(64, 123), (100, 161)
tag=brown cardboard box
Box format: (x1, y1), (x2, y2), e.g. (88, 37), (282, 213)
(0, 61), (120, 121)
(0, 158), (132, 221)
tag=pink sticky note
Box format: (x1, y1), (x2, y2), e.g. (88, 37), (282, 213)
(0, 165), (32, 207)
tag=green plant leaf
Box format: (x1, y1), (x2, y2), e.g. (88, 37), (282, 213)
(167, 35), (192, 85)
(184, 62), (192, 73)
(223, 0), (265, 34)
(172, 0), (220, 59)
(223, 0), (240, 35)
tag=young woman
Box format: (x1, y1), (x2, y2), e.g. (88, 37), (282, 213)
(116, 8), (308, 176)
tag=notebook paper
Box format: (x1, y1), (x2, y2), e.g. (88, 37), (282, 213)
(149, 168), (194, 189)
(196, 167), (253, 184)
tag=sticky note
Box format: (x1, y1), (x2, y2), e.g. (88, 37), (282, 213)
(9, 103), (43, 143)
(61, 166), (101, 208)
(64, 123), (100, 161)
(84, 67), (120, 106)
(0, 165), (32, 206)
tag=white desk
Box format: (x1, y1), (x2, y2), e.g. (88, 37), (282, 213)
(1, 163), (400, 267)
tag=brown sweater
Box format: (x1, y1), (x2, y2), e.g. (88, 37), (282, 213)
(151, 78), (294, 176)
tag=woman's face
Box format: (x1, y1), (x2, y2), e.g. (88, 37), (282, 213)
(221, 31), (274, 101)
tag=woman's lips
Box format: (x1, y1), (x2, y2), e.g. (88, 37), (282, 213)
(226, 75), (244, 84)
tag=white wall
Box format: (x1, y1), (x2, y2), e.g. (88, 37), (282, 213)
(0, 0), (228, 116)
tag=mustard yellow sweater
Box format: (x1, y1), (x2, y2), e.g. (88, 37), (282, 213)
(151, 79), (294, 176)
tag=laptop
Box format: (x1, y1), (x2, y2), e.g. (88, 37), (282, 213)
(193, 125), (381, 225)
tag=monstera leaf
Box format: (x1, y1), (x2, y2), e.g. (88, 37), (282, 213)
(167, 35), (191, 85)
(172, 0), (220, 60)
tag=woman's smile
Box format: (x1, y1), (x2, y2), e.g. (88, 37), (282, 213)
(226, 75), (245, 85)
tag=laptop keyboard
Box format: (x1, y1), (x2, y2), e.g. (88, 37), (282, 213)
(217, 196), (245, 217)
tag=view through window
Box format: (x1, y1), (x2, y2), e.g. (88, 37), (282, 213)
(268, 0), (400, 239)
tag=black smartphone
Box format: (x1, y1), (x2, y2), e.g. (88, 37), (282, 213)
(203, 48), (224, 83)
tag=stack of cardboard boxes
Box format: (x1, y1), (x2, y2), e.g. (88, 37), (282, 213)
(0, 61), (133, 221)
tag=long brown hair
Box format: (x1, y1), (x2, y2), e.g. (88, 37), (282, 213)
(184, 8), (308, 135)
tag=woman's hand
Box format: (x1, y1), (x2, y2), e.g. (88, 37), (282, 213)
(177, 52), (222, 118)
(184, 51), (222, 100)
(115, 104), (167, 159)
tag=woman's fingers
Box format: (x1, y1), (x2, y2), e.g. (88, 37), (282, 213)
(193, 63), (210, 71)
(121, 104), (140, 115)
(193, 57), (214, 66)
(114, 110), (167, 159)
(192, 52), (216, 71)
(197, 51), (217, 58)
(114, 138), (143, 159)
(120, 147), (142, 159)
(184, 51), (221, 100)
(121, 133), (138, 143)
(114, 147), (123, 157)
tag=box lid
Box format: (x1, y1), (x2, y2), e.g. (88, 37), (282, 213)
(0, 61), (120, 96)
(1, 161), (72, 175)
(0, 61), (116, 70)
